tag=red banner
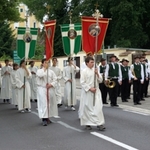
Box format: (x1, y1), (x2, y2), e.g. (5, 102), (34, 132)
(81, 16), (109, 55)
(44, 20), (56, 60)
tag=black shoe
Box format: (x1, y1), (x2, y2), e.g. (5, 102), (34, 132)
(125, 99), (128, 102)
(6, 99), (10, 104)
(57, 104), (63, 107)
(137, 102), (141, 105)
(42, 120), (47, 126)
(3, 99), (5, 103)
(103, 102), (108, 104)
(85, 125), (92, 130)
(34, 99), (37, 102)
(127, 97), (131, 99)
(97, 125), (106, 131)
(110, 104), (114, 107)
(114, 104), (119, 107)
(141, 98), (145, 101)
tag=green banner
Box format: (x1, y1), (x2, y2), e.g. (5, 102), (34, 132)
(17, 27), (38, 59)
(60, 23), (81, 56)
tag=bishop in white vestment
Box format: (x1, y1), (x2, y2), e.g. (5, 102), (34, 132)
(36, 59), (58, 126)
(63, 57), (79, 110)
(80, 57), (105, 130)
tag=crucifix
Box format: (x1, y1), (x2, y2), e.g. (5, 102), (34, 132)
(68, 10), (72, 24)
(46, 4), (50, 14)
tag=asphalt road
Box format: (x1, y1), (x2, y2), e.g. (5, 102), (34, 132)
(0, 99), (150, 150)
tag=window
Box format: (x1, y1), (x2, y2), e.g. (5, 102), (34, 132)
(20, 8), (23, 12)
(33, 22), (36, 28)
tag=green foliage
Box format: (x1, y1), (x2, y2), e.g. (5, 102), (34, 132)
(0, 21), (15, 59)
(34, 31), (45, 60)
(0, 0), (22, 22)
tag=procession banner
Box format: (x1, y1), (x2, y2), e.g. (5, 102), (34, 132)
(81, 16), (109, 55)
(17, 27), (38, 59)
(44, 20), (56, 60)
(60, 23), (81, 56)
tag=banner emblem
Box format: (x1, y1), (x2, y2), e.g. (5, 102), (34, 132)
(47, 28), (52, 39)
(23, 32), (32, 43)
(88, 24), (100, 37)
(68, 29), (77, 39)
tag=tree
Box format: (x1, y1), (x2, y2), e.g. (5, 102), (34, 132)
(0, 0), (22, 22)
(0, 21), (15, 59)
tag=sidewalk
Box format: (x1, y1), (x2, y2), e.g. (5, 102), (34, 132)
(60, 79), (150, 111)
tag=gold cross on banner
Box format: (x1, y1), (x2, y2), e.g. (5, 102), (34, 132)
(46, 5), (50, 14)
(68, 10), (72, 24)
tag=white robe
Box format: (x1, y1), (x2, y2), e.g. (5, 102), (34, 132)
(15, 68), (31, 111)
(1, 66), (13, 99)
(80, 67), (105, 126)
(0, 68), (2, 88)
(36, 68), (58, 118)
(10, 70), (18, 105)
(50, 66), (62, 104)
(28, 66), (38, 100)
(63, 65), (80, 106)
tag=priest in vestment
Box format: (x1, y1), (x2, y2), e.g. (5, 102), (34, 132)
(1, 59), (13, 103)
(36, 59), (58, 126)
(80, 57), (105, 130)
(15, 60), (31, 112)
(50, 57), (62, 107)
(63, 57), (80, 111)
(28, 61), (38, 102)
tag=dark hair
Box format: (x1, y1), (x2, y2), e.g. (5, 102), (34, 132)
(13, 63), (18, 67)
(52, 57), (57, 61)
(85, 56), (94, 64)
(5, 59), (9, 63)
(67, 57), (73, 62)
(28, 61), (34, 65)
(20, 59), (25, 66)
(41, 58), (46, 64)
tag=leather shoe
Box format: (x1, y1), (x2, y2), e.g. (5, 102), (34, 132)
(86, 125), (92, 130)
(97, 125), (106, 131)
(103, 102), (108, 104)
(137, 102), (141, 105)
(141, 98), (145, 101)
(114, 104), (119, 107)
(43, 120), (47, 126)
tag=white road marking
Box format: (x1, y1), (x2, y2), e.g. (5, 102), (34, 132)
(31, 111), (82, 132)
(57, 121), (83, 132)
(53, 116), (61, 118)
(104, 104), (150, 116)
(91, 132), (139, 150)
(123, 109), (150, 116)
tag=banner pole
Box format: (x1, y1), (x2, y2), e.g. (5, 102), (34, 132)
(92, 9), (103, 106)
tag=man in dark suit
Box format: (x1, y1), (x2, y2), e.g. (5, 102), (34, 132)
(105, 55), (122, 107)
(130, 56), (144, 105)
(99, 58), (108, 104)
